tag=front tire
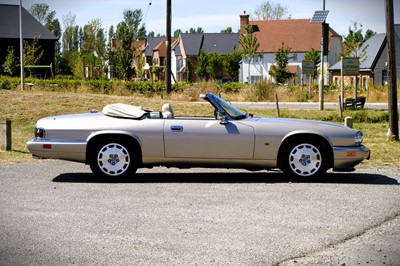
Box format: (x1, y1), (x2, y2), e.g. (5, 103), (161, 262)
(89, 139), (138, 180)
(281, 138), (329, 179)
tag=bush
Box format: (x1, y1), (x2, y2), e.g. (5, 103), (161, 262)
(0, 78), (11, 90)
(218, 82), (245, 93)
(251, 80), (276, 101)
(0, 76), (19, 90)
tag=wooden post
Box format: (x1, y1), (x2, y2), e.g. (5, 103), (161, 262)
(385, 0), (399, 140)
(0, 119), (11, 151)
(275, 93), (280, 118)
(344, 117), (353, 128)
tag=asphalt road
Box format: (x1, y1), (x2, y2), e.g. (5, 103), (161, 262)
(1, 161), (399, 266)
(232, 102), (390, 110)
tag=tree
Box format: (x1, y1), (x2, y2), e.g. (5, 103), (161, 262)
(269, 43), (294, 84)
(224, 48), (242, 81)
(24, 38), (44, 77)
(187, 27), (204, 34)
(304, 48), (320, 86)
(81, 19), (106, 78)
(239, 25), (260, 83)
(61, 13), (79, 75)
(341, 22), (376, 63)
(123, 9), (146, 41)
(29, 3), (50, 24)
(196, 50), (209, 80)
(108, 9), (146, 80)
(29, 3), (61, 74)
(110, 22), (133, 80)
(2, 46), (19, 76)
(207, 52), (223, 80)
(174, 29), (182, 37)
(252, 1), (291, 20)
(220, 27), (232, 33)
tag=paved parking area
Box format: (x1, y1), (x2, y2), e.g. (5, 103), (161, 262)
(1, 161), (399, 265)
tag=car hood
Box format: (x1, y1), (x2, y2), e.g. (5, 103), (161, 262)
(240, 116), (359, 145)
(254, 116), (347, 129)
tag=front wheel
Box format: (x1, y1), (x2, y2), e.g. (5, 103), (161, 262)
(281, 138), (329, 179)
(89, 139), (138, 180)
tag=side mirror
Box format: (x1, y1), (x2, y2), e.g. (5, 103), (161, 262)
(217, 111), (228, 125)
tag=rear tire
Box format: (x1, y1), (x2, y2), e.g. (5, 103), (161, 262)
(281, 138), (329, 179)
(89, 138), (138, 181)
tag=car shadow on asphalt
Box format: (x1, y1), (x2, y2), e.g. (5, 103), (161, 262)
(52, 171), (399, 185)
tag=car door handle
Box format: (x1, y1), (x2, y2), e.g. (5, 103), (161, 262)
(170, 125), (183, 132)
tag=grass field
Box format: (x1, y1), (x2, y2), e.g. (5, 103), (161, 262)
(0, 89), (399, 169)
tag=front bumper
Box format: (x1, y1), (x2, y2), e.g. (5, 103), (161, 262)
(333, 145), (370, 169)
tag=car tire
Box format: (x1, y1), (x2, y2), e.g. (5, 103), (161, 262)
(89, 138), (138, 181)
(281, 138), (329, 180)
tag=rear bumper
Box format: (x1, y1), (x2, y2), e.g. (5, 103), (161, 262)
(27, 138), (87, 163)
(333, 145), (370, 169)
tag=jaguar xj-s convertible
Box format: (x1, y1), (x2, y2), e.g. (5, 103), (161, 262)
(27, 93), (370, 180)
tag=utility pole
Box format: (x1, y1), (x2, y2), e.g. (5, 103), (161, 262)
(385, 0), (399, 140)
(319, 0), (325, 111)
(19, 0), (24, 91)
(166, 0), (172, 94)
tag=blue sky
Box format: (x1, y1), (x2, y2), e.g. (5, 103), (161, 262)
(2, 0), (400, 36)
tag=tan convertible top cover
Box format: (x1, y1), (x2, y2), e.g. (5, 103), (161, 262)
(102, 103), (148, 119)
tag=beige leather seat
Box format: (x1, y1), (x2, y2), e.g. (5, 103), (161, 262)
(162, 103), (174, 119)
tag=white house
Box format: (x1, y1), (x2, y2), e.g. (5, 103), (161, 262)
(239, 13), (343, 84)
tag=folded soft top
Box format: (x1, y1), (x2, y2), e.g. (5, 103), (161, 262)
(102, 103), (149, 119)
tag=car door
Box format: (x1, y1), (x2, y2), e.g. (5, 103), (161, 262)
(163, 118), (254, 159)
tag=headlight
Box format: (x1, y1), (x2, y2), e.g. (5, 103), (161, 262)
(35, 127), (45, 138)
(354, 131), (363, 145)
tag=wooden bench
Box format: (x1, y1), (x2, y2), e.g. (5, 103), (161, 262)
(345, 96), (366, 109)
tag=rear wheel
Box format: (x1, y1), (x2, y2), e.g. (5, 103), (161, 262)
(281, 138), (329, 179)
(89, 139), (138, 180)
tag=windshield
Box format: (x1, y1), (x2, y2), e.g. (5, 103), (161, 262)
(214, 96), (247, 119)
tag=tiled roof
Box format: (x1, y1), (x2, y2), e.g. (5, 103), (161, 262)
(0, 4), (57, 40)
(153, 38), (177, 57)
(249, 19), (340, 53)
(180, 33), (203, 56)
(144, 37), (165, 57)
(202, 33), (240, 54)
(329, 31), (391, 71)
(179, 33), (239, 57)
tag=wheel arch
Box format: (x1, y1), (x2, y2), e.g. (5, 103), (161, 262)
(86, 132), (142, 165)
(277, 133), (333, 170)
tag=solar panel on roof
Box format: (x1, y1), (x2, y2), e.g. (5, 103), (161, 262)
(310, 10), (329, 23)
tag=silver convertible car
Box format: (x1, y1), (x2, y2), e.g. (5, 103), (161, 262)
(27, 93), (370, 180)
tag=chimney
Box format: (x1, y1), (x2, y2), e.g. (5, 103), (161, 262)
(240, 11), (249, 34)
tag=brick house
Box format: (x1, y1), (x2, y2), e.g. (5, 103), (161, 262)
(239, 13), (343, 84)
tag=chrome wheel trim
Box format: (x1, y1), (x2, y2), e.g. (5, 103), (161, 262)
(288, 143), (322, 177)
(97, 143), (130, 176)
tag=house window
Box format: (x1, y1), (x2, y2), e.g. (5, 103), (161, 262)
(362, 77), (368, 90)
(254, 55), (263, 63)
(382, 70), (388, 85)
(251, 75), (262, 84)
(292, 53), (298, 61)
(334, 77), (339, 86)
